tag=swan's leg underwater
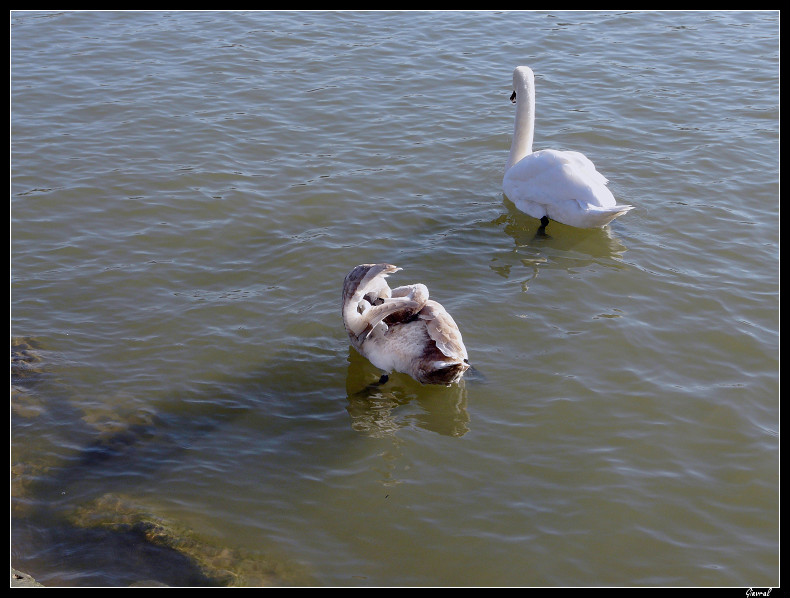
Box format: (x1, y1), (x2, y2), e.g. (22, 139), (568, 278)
(536, 215), (550, 236)
(353, 373), (389, 398)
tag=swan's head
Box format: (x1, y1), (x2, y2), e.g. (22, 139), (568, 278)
(513, 66), (535, 88)
(511, 66), (535, 102)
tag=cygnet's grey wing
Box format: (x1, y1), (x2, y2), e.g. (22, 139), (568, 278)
(418, 300), (468, 361)
(342, 263), (399, 306)
(384, 283), (429, 325)
(356, 295), (425, 342)
(342, 263), (400, 339)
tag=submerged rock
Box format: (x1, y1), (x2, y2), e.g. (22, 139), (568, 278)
(11, 337), (48, 419)
(12, 337), (313, 587)
(11, 568), (44, 587)
(11, 337), (46, 383)
(67, 493), (312, 587)
(11, 337), (54, 518)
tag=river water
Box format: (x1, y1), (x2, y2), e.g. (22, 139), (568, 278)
(11, 10), (779, 587)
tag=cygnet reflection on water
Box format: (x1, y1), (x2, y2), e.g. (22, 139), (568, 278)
(344, 347), (471, 438)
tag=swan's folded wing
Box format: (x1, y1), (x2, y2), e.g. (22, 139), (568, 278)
(356, 296), (424, 342)
(419, 301), (468, 361)
(504, 149), (616, 210)
(558, 150), (609, 186)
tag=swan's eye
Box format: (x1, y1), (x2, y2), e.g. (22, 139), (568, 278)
(510, 91), (516, 103)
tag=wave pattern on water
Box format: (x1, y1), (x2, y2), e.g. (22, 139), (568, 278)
(12, 10), (778, 587)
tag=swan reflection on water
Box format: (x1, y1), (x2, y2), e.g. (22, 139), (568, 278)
(490, 202), (629, 292)
(495, 200), (628, 254)
(344, 348), (470, 439)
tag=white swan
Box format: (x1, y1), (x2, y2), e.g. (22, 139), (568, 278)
(342, 264), (469, 385)
(503, 66), (633, 230)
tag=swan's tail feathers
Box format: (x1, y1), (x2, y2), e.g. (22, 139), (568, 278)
(419, 360), (470, 386)
(587, 204), (634, 228)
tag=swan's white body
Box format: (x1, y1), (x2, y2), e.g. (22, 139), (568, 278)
(342, 264), (469, 385)
(503, 66), (632, 229)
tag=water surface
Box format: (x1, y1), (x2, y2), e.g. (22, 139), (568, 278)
(11, 10), (779, 586)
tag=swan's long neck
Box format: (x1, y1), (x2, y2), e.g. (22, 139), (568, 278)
(505, 67), (536, 173)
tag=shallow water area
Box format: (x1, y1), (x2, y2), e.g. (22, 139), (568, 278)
(11, 11), (778, 586)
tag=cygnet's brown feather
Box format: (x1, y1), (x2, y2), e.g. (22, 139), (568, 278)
(341, 264), (469, 385)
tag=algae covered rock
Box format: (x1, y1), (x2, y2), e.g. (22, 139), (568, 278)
(11, 567), (44, 587)
(11, 337), (48, 419)
(68, 493), (312, 587)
